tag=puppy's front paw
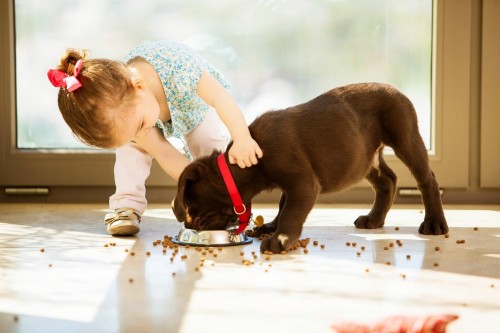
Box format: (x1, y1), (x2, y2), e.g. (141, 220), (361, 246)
(354, 215), (385, 229)
(245, 220), (278, 238)
(260, 233), (297, 253)
(419, 218), (448, 235)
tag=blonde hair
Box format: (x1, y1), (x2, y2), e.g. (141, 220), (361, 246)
(55, 48), (135, 148)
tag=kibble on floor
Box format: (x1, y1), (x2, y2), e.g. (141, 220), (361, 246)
(1, 203), (499, 333)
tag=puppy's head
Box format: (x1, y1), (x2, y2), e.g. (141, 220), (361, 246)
(172, 151), (238, 230)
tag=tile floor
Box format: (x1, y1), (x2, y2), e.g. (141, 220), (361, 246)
(0, 203), (499, 333)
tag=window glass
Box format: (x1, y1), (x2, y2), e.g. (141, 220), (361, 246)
(15, 0), (432, 149)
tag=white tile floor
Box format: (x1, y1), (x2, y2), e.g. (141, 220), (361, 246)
(0, 203), (499, 333)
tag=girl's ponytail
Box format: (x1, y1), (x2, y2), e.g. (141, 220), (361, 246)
(58, 48), (89, 75)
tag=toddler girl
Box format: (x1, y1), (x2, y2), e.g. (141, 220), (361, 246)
(48, 40), (262, 235)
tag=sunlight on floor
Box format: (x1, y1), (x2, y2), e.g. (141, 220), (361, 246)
(0, 222), (136, 322)
(179, 254), (499, 333)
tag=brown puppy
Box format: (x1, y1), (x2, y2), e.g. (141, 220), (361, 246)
(172, 83), (448, 253)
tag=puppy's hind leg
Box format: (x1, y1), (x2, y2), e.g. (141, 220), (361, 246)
(393, 138), (448, 235)
(380, 91), (447, 234)
(355, 149), (397, 229)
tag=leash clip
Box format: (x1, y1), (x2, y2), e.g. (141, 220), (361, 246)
(234, 204), (247, 215)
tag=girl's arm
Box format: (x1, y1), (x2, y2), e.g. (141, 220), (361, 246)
(133, 128), (189, 181)
(196, 71), (263, 168)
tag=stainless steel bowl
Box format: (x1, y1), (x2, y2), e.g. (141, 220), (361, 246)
(172, 227), (253, 247)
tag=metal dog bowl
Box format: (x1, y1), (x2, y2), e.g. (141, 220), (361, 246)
(172, 227), (253, 247)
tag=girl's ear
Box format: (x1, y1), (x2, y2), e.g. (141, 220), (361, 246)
(131, 77), (146, 91)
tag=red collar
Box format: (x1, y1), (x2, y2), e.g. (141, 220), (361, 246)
(217, 153), (251, 235)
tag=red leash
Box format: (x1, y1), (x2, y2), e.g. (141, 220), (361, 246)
(217, 153), (251, 234)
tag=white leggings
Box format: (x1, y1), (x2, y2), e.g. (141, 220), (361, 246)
(109, 108), (229, 213)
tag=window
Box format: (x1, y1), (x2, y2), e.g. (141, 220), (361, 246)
(16, 0), (432, 149)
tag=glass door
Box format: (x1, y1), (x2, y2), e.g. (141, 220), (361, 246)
(0, 0), (478, 199)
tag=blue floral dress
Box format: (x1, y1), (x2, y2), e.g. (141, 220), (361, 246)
(124, 41), (230, 159)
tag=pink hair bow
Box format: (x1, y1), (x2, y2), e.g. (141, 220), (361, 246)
(47, 59), (83, 92)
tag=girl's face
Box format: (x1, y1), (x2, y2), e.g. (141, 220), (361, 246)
(113, 85), (160, 147)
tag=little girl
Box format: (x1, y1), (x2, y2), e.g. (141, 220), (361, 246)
(48, 40), (263, 235)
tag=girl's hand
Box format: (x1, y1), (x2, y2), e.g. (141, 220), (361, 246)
(228, 136), (263, 168)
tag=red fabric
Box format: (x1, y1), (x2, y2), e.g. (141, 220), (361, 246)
(217, 153), (251, 234)
(332, 314), (459, 333)
(47, 59), (83, 92)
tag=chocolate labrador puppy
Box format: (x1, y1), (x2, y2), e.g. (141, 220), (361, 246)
(172, 83), (448, 253)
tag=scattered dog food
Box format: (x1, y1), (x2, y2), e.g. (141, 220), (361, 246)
(100, 227), (459, 287)
(254, 215), (264, 227)
(242, 260), (252, 266)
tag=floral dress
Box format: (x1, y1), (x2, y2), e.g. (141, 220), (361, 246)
(124, 40), (230, 159)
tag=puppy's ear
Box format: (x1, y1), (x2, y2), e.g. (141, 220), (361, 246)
(172, 163), (204, 222)
(172, 153), (220, 222)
